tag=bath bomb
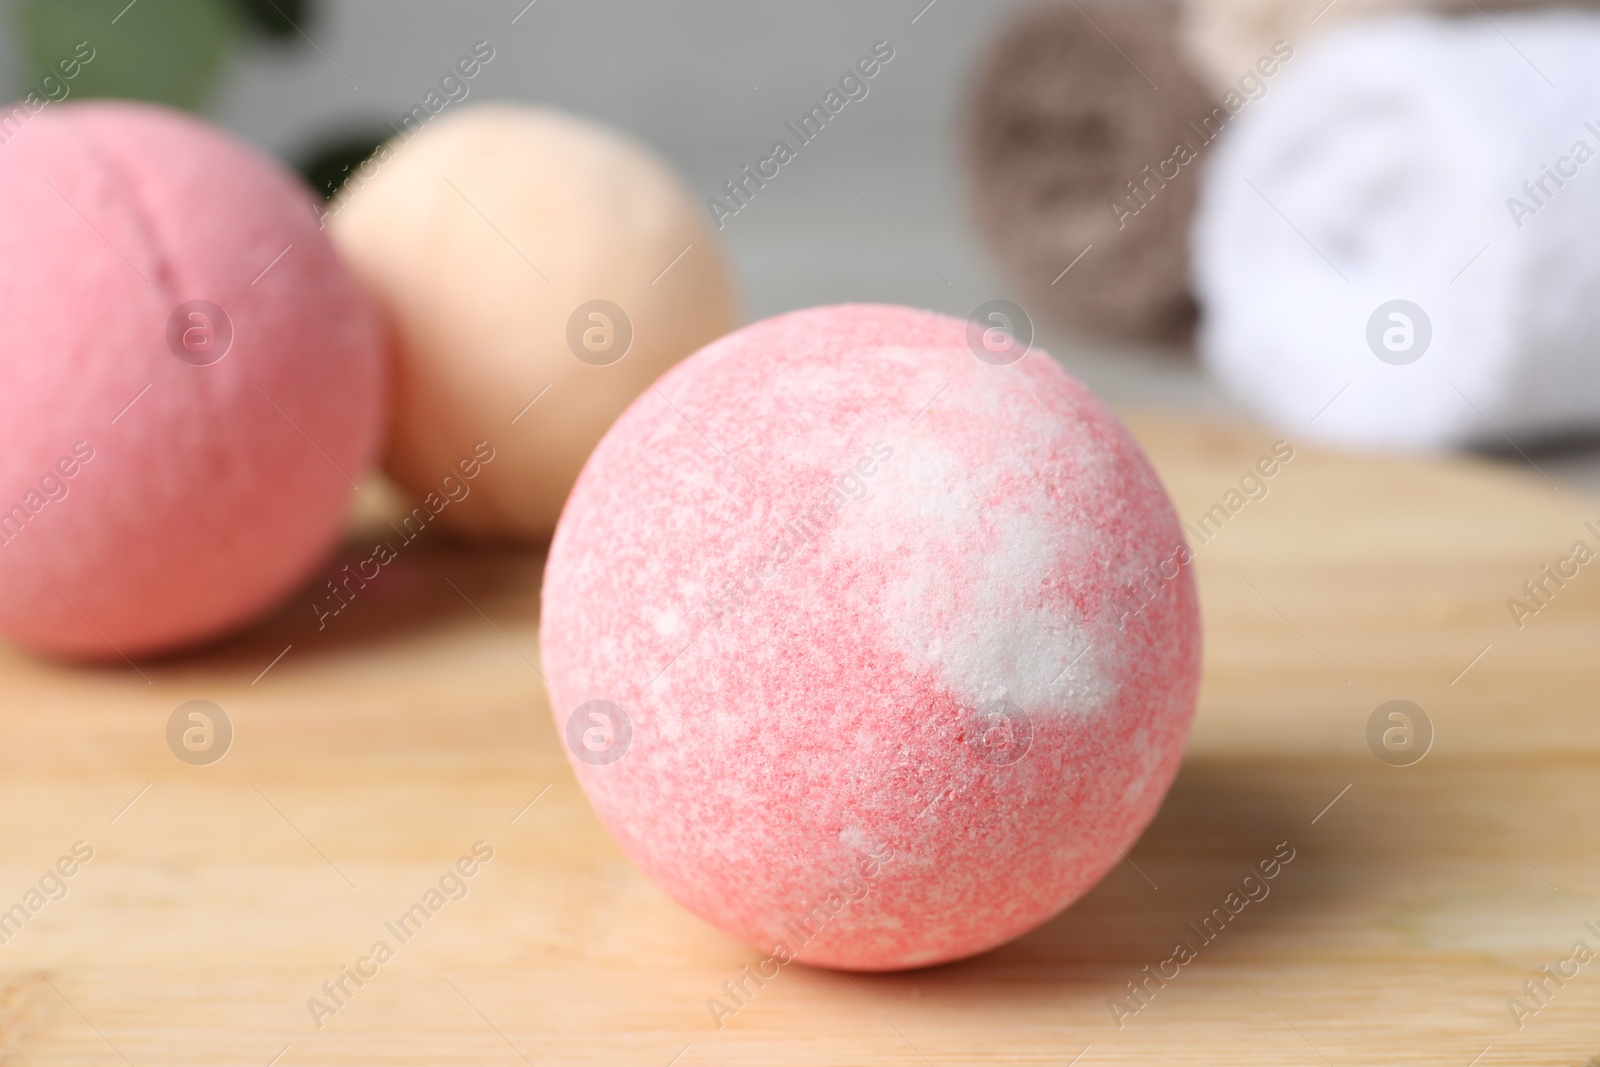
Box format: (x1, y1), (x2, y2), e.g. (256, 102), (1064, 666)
(330, 103), (739, 541)
(540, 304), (1201, 970)
(0, 101), (386, 660)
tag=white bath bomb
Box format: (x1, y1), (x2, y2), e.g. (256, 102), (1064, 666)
(331, 103), (738, 539)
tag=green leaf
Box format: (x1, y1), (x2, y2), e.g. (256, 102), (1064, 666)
(229, 0), (311, 42)
(19, 0), (238, 112)
(296, 128), (390, 200)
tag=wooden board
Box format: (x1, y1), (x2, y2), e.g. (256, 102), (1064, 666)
(1, 412), (1598, 1066)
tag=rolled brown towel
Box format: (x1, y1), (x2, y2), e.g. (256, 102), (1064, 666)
(1179, 0), (1600, 94)
(967, 2), (1216, 344)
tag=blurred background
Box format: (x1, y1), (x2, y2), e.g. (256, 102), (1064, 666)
(0, 0), (1243, 414)
(7, 0), (1600, 484)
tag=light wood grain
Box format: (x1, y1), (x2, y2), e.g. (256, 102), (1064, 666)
(0, 413), (1597, 1066)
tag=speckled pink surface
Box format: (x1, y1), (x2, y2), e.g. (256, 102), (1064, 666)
(0, 102), (386, 659)
(540, 304), (1200, 970)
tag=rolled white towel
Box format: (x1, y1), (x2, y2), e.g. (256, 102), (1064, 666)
(1175, 0), (1600, 98)
(1193, 13), (1600, 450)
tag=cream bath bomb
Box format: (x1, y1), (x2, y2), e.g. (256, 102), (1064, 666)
(540, 304), (1201, 970)
(0, 101), (386, 660)
(330, 103), (738, 541)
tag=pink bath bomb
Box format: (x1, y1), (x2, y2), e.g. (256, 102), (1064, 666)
(0, 101), (386, 660)
(541, 304), (1200, 970)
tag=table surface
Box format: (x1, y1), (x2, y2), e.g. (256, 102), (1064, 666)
(1, 412), (1597, 1066)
